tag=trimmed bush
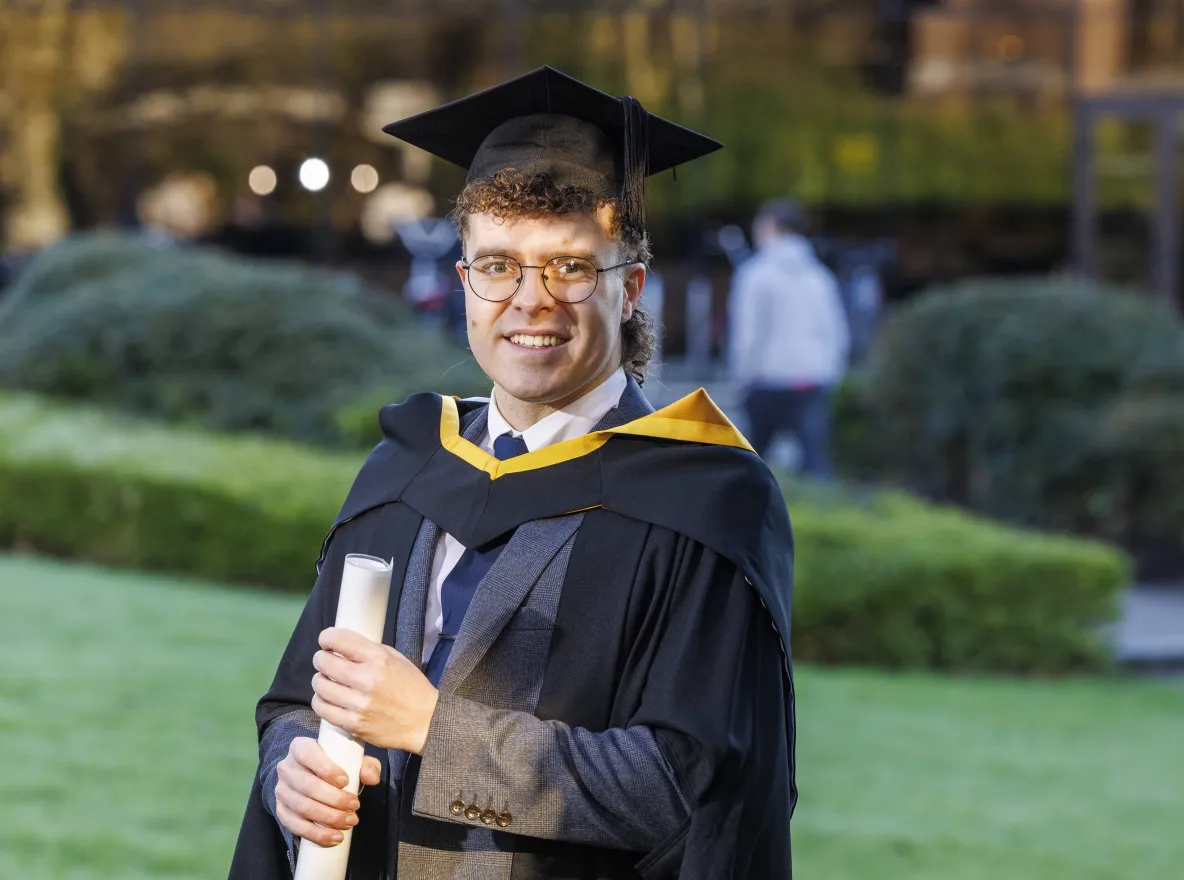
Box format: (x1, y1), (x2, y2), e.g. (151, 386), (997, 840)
(0, 393), (357, 589)
(0, 233), (482, 447)
(784, 479), (1127, 672)
(1052, 395), (1184, 576)
(837, 278), (1184, 529)
(1, 393), (1129, 672)
(0, 233), (170, 305)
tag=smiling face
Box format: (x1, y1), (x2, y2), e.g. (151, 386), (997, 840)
(457, 208), (645, 426)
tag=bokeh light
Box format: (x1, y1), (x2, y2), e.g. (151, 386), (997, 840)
(351, 164), (380, 194)
(248, 165), (277, 196)
(298, 158), (330, 192)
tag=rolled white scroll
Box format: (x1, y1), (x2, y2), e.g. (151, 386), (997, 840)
(293, 553), (393, 880)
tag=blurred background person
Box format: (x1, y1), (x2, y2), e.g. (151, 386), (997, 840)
(728, 199), (850, 478)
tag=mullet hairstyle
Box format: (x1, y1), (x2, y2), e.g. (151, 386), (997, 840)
(449, 169), (657, 384)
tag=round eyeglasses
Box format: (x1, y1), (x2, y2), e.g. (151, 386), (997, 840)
(461, 255), (636, 304)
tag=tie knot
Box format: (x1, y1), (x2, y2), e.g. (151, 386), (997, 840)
(493, 432), (530, 461)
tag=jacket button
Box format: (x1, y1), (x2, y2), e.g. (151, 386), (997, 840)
(448, 800), (465, 817)
(480, 808), (497, 825)
(496, 811), (512, 828)
(463, 804), (481, 821)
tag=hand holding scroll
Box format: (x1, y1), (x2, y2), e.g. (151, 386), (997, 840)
(274, 737), (383, 848)
(311, 627), (440, 755)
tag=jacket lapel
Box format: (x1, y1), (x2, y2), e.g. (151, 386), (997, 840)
(437, 513), (584, 694)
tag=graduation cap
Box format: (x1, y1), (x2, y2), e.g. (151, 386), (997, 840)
(382, 66), (722, 232)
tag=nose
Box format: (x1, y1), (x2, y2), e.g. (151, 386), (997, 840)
(513, 266), (556, 315)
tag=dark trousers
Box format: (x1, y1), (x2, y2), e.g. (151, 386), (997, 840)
(744, 385), (834, 478)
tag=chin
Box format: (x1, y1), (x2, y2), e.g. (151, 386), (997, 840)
(497, 374), (575, 405)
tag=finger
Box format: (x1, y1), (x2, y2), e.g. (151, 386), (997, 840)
(291, 738), (350, 788)
(279, 788), (360, 832)
(360, 756), (382, 788)
(319, 627), (378, 661)
(312, 672), (362, 711)
(311, 694), (355, 734)
(312, 649), (360, 686)
(283, 760), (362, 813)
(275, 801), (347, 848)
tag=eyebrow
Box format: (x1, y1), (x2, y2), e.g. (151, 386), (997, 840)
(470, 249), (602, 264)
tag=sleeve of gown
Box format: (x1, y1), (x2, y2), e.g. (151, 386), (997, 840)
(247, 522), (356, 864)
(412, 538), (792, 871)
(258, 708), (320, 870)
(230, 494), (417, 880)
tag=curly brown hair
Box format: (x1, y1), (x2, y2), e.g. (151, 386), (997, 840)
(449, 169), (656, 383)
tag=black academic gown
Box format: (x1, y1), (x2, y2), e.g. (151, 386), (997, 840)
(229, 386), (796, 879)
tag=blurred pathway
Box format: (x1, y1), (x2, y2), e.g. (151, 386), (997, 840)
(1115, 587), (1184, 671)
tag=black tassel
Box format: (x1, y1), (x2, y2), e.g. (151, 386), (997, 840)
(619, 96), (649, 235)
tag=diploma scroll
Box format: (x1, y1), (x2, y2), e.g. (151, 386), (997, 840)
(293, 553), (393, 880)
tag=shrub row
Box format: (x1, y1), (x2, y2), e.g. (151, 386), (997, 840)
(783, 479), (1127, 672)
(0, 393), (355, 589)
(0, 393), (1130, 672)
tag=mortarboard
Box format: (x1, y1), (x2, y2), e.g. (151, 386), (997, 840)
(381, 66), (722, 232)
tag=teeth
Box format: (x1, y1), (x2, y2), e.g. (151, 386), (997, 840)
(510, 334), (563, 348)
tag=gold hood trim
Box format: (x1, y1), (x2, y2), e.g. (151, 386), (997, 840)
(440, 388), (755, 479)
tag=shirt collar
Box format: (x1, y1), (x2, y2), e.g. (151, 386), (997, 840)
(485, 367), (628, 453)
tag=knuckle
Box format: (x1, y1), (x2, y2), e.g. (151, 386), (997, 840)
(276, 803), (298, 834)
(294, 794), (321, 823)
(319, 805), (351, 829)
(291, 737), (314, 758)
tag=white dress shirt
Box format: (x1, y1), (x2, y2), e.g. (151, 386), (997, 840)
(421, 367), (629, 662)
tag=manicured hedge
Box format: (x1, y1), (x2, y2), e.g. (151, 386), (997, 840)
(784, 480), (1127, 673)
(0, 393), (1130, 672)
(0, 393), (356, 590)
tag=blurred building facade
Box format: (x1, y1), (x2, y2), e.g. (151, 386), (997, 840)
(3, 0), (1184, 300)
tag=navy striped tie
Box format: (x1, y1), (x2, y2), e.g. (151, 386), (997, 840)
(424, 432), (529, 687)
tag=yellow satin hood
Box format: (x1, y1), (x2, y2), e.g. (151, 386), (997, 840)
(440, 388), (755, 480)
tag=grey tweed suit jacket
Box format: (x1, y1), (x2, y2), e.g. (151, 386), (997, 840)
(261, 378), (696, 879)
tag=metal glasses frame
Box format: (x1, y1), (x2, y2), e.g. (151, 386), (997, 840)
(460, 254), (637, 303)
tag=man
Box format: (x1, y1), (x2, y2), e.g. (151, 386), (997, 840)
(230, 67), (796, 880)
(729, 200), (850, 477)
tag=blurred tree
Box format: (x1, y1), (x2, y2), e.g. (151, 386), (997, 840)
(1, 0), (74, 251)
(0, 2), (126, 250)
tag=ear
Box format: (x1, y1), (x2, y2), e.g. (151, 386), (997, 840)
(455, 260), (467, 285)
(620, 265), (646, 323)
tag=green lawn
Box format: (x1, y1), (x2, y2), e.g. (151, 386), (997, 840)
(1, 554), (1180, 880)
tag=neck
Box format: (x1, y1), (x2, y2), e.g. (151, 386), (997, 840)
(494, 361), (622, 432)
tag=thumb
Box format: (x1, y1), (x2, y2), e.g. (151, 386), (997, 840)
(360, 756), (383, 788)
